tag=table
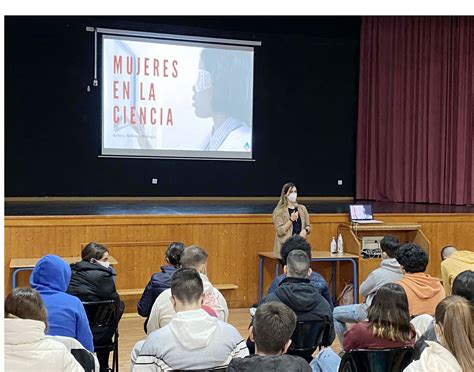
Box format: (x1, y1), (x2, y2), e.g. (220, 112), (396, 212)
(9, 255), (118, 289)
(258, 251), (358, 304)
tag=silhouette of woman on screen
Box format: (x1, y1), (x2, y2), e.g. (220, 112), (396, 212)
(192, 48), (253, 152)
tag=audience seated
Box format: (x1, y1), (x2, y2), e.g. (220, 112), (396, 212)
(440, 246), (474, 295)
(268, 235), (333, 307)
(261, 250), (334, 348)
(333, 235), (402, 344)
(311, 282), (416, 372)
(405, 296), (473, 372)
(67, 242), (124, 371)
(395, 243), (446, 316)
(227, 302), (311, 372)
(413, 269), (474, 349)
(30, 254), (94, 352)
(343, 282), (416, 351)
(21, 239), (470, 372)
(147, 245), (228, 333)
(137, 242), (185, 321)
(450, 269), (474, 305)
(132, 268), (248, 371)
(4, 287), (84, 372)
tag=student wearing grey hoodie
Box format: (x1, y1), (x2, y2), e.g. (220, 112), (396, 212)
(333, 236), (403, 344)
(132, 268), (248, 371)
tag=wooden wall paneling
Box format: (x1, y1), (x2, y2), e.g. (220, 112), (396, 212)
(228, 223), (240, 307)
(4, 213), (474, 310)
(237, 224), (248, 306)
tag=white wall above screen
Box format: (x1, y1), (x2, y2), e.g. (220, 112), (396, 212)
(100, 31), (256, 160)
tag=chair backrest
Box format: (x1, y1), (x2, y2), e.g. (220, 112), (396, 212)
(47, 335), (99, 372)
(82, 300), (119, 330)
(339, 347), (415, 372)
(289, 320), (327, 352)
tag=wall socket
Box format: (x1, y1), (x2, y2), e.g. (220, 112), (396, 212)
(151, 178), (158, 184)
(337, 180), (343, 185)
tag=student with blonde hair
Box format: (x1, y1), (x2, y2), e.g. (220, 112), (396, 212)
(405, 296), (474, 372)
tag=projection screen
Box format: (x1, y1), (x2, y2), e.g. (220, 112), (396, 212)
(100, 31), (257, 160)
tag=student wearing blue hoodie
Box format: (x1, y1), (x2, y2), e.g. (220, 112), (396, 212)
(30, 254), (94, 352)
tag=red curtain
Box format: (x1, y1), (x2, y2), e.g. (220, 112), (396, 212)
(356, 17), (473, 205)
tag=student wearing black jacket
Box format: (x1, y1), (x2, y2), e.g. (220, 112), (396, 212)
(246, 250), (335, 359)
(263, 250), (334, 345)
(67, 242), (124, 372)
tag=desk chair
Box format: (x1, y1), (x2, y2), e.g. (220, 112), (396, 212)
(83, 300), (120, 372)
(338, 347), (415, 372)
(287, 320), (328, 362)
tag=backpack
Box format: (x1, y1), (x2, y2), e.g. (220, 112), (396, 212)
(337, 282), (354, 306)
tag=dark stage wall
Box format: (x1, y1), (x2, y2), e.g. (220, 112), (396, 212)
(5, 16), (360, 197)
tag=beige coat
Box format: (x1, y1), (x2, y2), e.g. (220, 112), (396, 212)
(404, 341), (462, 372)
(5, 318), (84, 372)
(272, 203), (311, 257)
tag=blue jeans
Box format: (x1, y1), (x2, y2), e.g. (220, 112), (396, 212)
(333, 303), (368, 345)
(310, 347), (341, 372)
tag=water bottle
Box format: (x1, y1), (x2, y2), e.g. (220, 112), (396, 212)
(330, 237), (337, 255)
(337, 233), (344, 255)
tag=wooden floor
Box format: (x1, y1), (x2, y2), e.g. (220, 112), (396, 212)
(116, 309), (342, 370)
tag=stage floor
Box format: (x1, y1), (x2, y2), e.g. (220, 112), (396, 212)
(4, 199), (473, 216)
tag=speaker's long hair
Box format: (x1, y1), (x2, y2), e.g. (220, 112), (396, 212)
(275, 182), (296, 210)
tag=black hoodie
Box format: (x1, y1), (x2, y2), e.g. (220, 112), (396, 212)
(67, 261), (119, 303)
(226, 354), (311, 372)
(262, 277), (335, 347)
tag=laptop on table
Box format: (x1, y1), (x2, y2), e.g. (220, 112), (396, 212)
(349, 204), (383, 224)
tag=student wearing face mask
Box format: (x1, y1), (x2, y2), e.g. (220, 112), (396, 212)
(272, 182), (312, 257)
(67, 242), (124, 372)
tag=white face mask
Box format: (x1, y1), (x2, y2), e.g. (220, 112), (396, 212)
(97, 260), (110, 269)
(288, 192), (297, 203)
(193, 69), (212, 92)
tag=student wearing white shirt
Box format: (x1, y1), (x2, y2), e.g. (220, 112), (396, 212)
(132, 268), (247, 371)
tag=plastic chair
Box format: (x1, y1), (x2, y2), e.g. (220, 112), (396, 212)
(287, 320), (328, 362)
(82, 300), (120, 372)
(338, 347), (415, 372)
